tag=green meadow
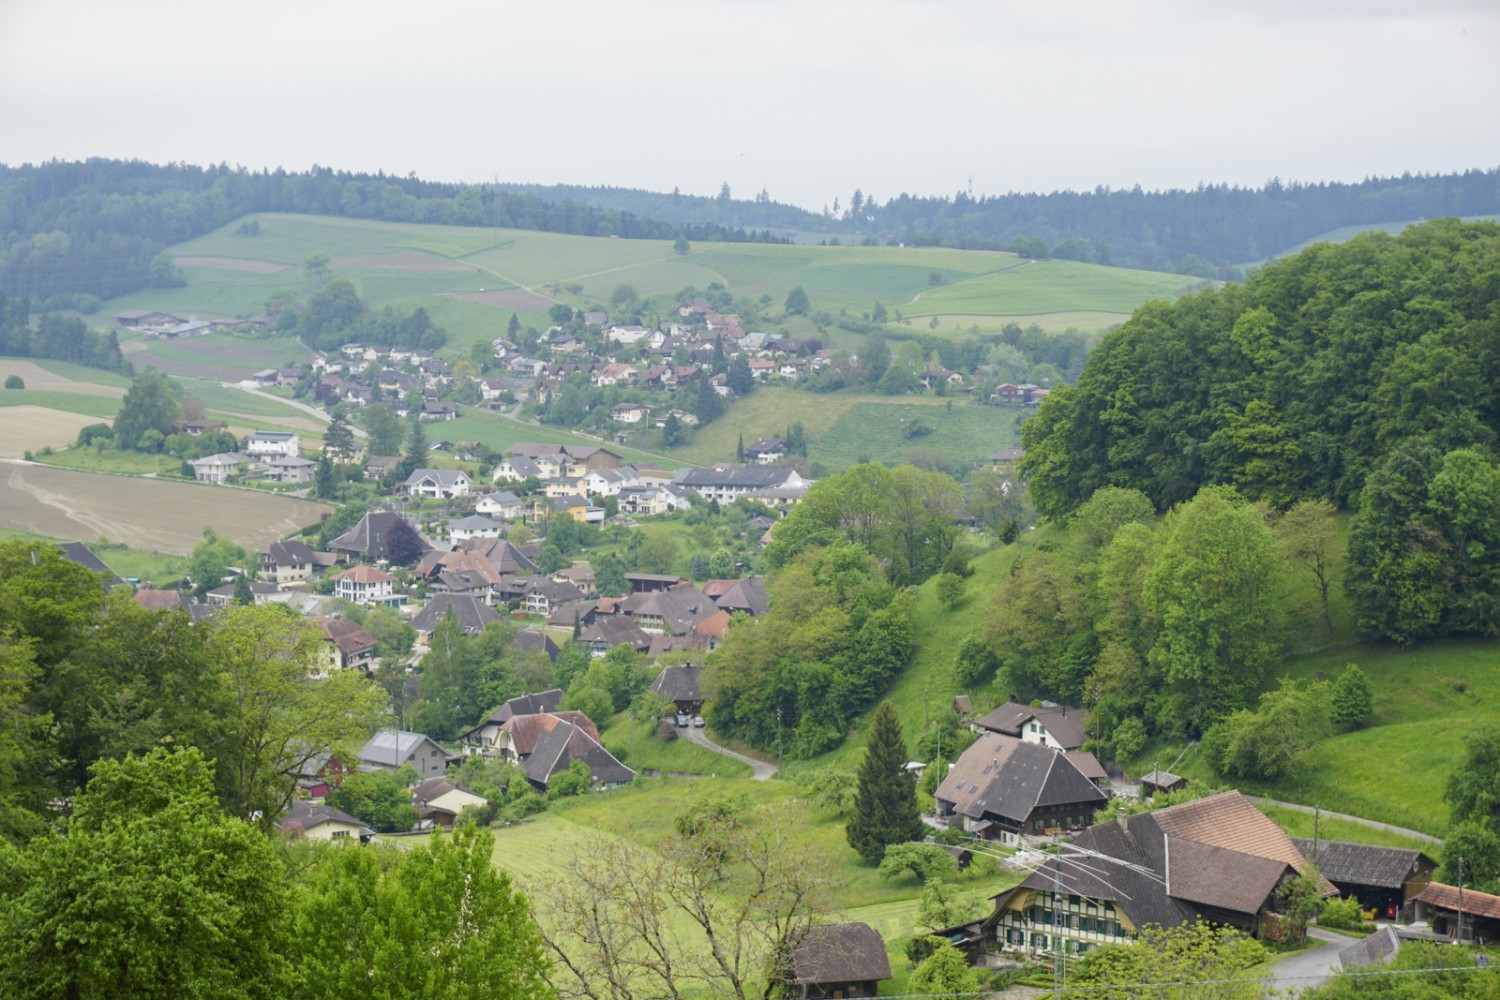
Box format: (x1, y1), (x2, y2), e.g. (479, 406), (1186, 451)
(93, 213), (1205, 368)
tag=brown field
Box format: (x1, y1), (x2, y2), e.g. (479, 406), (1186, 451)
(0, 463), (331, 554)
(0, 361), (125, 397)
(338, 252), (470, 271)
(0, 407), (104, 458)
(449, 289), (554, 310)
(175, 256), (289, 273)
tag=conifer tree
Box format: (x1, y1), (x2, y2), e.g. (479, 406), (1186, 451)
(847, 701), (924, 864)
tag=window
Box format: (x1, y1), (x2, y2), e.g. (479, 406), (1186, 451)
(1032, 933), (1048, 949)
(1068, 894), (1081, 907)
(1078, 917), (1092, 933)
(1029, 722), (1038, 733)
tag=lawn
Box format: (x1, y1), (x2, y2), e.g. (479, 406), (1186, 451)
(597, 714), (754, 779)
(35, 447), (179, 475)
(0, 390), (121, 419)
(807, 399), (1021, 473)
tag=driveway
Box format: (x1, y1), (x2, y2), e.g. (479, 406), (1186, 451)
(681, 725), (778, 781)
(1270, 927), (1356, 995)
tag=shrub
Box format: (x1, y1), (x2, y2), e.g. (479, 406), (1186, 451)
(4, 374), (24, 389)
(1319, 895), (1366, 930)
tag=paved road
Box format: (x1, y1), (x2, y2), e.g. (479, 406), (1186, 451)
(224, 382), (368, 437)
(1270, 927), (1356, 995)
(681, 726), (778, 781)
(1246, 796), (1442, 846)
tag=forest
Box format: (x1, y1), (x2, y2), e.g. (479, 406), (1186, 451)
(0, 160), (790, 305)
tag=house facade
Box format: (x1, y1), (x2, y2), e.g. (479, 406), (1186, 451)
(246, 431), (301, 459)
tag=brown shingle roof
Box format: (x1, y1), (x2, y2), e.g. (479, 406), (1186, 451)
(1415, 882), (1500, 921)
(1290, 839), (1435, 891)
(1151, 791), (1313, 878)
(791, 923), (892, 986)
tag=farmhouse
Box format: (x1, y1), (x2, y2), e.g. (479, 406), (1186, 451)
(521, 716), (634, 792)
(672, 464), (810, 505)
(649, 663), (704, 715)
(959, 791), (1333, 963)
(934, 732), (1108, 844)
(973, 701), (1089, 752)
(327, 511), (429, 563)
(410, 593), (502, 638)
(458, 689), (566, 757)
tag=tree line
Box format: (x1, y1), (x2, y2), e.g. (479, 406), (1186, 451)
(1021, 219), (1500, 516)
(0, 159), (791, 303)
(0, 292), (130, 374)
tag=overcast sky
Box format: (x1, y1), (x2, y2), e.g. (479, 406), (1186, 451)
(3, 0), (1497, 212)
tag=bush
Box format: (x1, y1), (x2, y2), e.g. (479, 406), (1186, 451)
(4, 375), (23, 389)
(1319, 895), (1366, 930)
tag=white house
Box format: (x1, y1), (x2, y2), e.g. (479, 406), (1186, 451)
(189, 452), (248, 484)
(266, 456), (317, 483)
(332, 565), (398, 605)
(405, 468), (473, 499)
(448, 515), (505, 544)
(246, 432), (301, 459)
(476, 491), (525, 519)
(583, 466), (641, 497)
(610, 402), (649, 424)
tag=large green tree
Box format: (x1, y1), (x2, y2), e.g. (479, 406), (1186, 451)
(1143, 485), (1285, 732)
(846, 702), (923, 864)
(0, 747), (292, 999)
(113, 367), (179, 450)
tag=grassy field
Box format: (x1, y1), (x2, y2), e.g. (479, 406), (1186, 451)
(441, 412), (680, 469)
(84, 214), (1206, 370)
(663, 386), (1021, 473)
(118, 331), (314, 379)
(597, 714), (754, 779)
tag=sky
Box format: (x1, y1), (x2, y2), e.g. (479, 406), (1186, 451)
(2, 0), (1498, 212)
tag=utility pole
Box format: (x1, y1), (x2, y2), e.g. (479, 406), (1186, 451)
(1314, 804), (1321, 860)
(1458, 857), (1467, 943)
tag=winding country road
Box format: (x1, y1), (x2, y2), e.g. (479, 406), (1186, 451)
(681, 726), (778, 781)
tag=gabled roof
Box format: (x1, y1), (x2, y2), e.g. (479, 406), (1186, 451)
(631, 587), (718, 635)
(462, 537), (538, 575)
(650, 663), (704, 703)
(314, 617), (377, 655)
(410, 594), (502, 634)
(514, 628), (560, 661)
(522, 716), (634, 787)
(581, 616), (653, 650)
(1150, 791), (1317, 881)
(791, 923), (892, 986)
(489, 689), (565, 724)
(328, 511), (428, 561)
(673, 465), (801, 489)
(935, 732), (1106, 824)
(1415, 882), (1500, 921)
(265, 539), (315, 565)
(973, 701), (1089, 750)
(333, 564), (395, 584)
(277, 799), (368, 836)
(405, 468), (471, 488)
(55, 541), (123, 588)
(359, 729), (441, 769)
(503, 710), (599, 758)
(714, 577), (768, 617)
(1290, 839), (1435, 890)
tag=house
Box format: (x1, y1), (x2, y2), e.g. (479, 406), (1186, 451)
(579, 616), (653, 657)
(968, 790), (1333, 963)
(515, 628), (561, 662)
(610, 402), (649, 424)
(55, 540), (125, 589)
(189, 451), (249, 484)
(973, 702), (1089, 752)
(461, 536), (539, 577)
(713, 577), (768, 617)
(672, 464), (810, 505)
(625, 572), (688, 594)
(314, 617), (377, 673)
(410, 777), (490, 830)
(492, 454), (547, 483)
(522, 716), (635, 792)
(359, 729), (450, 779)
(744, 437), (785, 464)
(475, 491), (524, 519)
(331, 565), (400, 606)
(421, 401), (459, 421)
(593, 362), (639, 386)
(627, 587), (718, 636)
(276, 800), (369, 843)
(405, 468), (473, 499)
(327, 511), (429, 564)
(649, 663), (704, 715)
(205, 580), (295, 608)
(114, 309), (181, 328)
(522, 578), (585, 616)
(496, 710), (600, 762)
(1290, 839), (1437, 919)
(411, 593), (502, 639)
(265, 456), (317, 484)
(934, 732), (1108, 844)
(246, 431), (301, 459)
(177, 418), (227, 436)
(582, 466), (641, 497)
(789, 923), (892, 999)
(262, 539), (317, 586)
(458, 689), (565, 757)
(364, 454), (402, 480)
(447, 515), (506, 544)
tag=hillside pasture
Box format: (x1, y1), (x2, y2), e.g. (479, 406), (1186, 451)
(0, 464), (330, 555)
(899, 258), (1205, 319)
(808, 400), (1021, 473)
(119, 332), (314, 379)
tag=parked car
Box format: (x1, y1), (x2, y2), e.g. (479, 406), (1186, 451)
(692, 715), (705, 728)
(676, 713), (690, 727)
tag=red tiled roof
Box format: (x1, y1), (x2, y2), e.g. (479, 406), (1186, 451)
(1416, 882), (1500, 921)
(334, 565), (395, 583)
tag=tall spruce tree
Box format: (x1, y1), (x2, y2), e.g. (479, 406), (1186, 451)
(847, 701), (924, 864)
